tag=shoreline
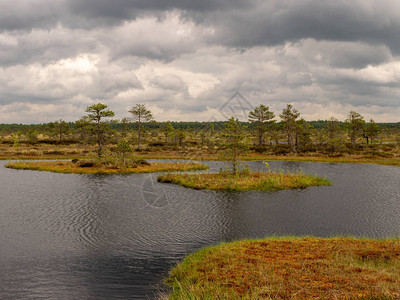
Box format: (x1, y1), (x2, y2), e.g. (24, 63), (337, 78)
(5, 160), (209, 174)
(1, 153), (400, 167)
(157, 171), (331, 191)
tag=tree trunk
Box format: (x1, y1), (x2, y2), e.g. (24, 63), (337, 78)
(258, 121), (263, 147)
(233, 135), (237, 175)
(137, 117), (141, 151)
(97, 120), (102, 158)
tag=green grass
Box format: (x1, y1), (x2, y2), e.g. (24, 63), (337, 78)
(157, 171), (331, 191)
(166, 236), (400, 299)
(5, 160), (209, 174)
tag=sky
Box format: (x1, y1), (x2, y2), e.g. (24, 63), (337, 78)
(1, 0), (400, 124)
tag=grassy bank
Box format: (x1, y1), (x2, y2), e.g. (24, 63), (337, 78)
(157, 171), (331, 191)
(5, 160), (208, 174)
(1, 148), (400, 166)
(127, 153), (400, 167)
(166, 237), (400, 299)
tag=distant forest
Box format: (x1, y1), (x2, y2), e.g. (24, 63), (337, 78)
(1, 120), (399, 132)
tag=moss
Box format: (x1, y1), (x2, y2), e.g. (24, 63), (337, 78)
(166, 237), (400, 299)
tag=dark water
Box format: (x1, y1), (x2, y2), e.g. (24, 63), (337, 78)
(0, 160), (399, 299)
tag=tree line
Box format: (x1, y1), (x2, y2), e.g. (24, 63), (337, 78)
(1, 102), (399, 158)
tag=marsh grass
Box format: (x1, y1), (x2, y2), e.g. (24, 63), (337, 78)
(115, 152), (400, 167)
(1, 144), (400, 167)
(166, 237), (400, 299)
(157, 170), (330, 191)
(5, 160), (208, 174)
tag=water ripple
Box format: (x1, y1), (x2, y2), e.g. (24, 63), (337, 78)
(1, 161), (400, 298)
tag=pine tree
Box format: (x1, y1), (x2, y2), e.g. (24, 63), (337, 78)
(85, 103), (115, 158)
(248, 104), (275, 147)
(345, 111), (365, 144)
(223, 117), (248, 175)
(279, 104), (300, 152)
(129, 104), (153, 151)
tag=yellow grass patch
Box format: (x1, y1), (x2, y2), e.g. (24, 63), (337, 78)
(157, 171), (331, 191)
(5, 161), (208, 174)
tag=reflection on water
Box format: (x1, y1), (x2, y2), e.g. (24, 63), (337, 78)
(0, 160), (400, 299)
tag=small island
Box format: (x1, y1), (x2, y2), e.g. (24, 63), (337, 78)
(166, 237), (400, 299)
(157, 170), (331, 191)
(5, 160), (208, 175)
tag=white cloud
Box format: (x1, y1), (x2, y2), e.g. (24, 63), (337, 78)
(1, 2), (400, 123)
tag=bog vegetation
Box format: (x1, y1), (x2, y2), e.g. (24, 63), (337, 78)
(166, 237), (400, 299)
(0, 103), (399, 166)
(5, 160), (208, 174)
(157, 168), (331, 191)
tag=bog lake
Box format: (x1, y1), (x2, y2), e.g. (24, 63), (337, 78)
(0, 160), (399, 299)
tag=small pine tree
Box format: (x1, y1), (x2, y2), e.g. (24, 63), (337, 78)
(163, 121), (174, 144)
(248, 104), (275, 147)
(128, 104), (153, 151)
(279, 104), (300, 152)
(345, 111), (365, 144)
(115, 140), (131, 168)
(363, 119), (380, 144)
(85, 103), (115, 158)
(223, 117), (248, 175)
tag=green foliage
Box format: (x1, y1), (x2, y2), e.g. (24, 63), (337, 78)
(129, 103), (153, 150)
(248, 104), (275, 146)
(75, 116), (91, 150)
(120, 117), (130, 138)
(175, 129), (186, 147)
(345, 111), (366, 144)
(222, 117), (248, 174)
(279, 104), (300, 152)
(26, 129), (38, 144)
(85, 103), (115, 157)
(363, 119), (380, 144)
(163, 121), (174, 143)
(295, 118), (313, 150)
(114, 139), (132, 168)
(11, 131), (22, 151)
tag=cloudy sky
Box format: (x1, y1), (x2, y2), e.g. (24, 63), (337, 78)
(1, 0), (400, 123)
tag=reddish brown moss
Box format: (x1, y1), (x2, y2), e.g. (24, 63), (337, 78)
(167, 237), (400, 299)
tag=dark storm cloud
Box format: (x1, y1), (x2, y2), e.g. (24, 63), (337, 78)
(319, 44), (392, 69)
(0, 0), (65, 32)
(1, 0), (400, 122)
(0, 29), (99, 66)
(2, 0), (400, 57)
(67, 0), (248, 17)
(67, 0), (400, 55)
(0, 0), (249, 32)
(203, 0), (400, 54)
